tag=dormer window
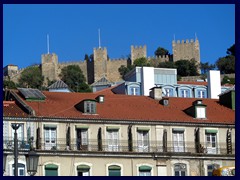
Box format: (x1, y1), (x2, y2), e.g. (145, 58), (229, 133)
(196, 107), (206, 118)
(84, 101), (96, 114)
(194, 100), (207, 119)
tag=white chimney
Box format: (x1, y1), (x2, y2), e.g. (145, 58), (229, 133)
(207, 70), (221, 99)
(141, 67), (154, 96)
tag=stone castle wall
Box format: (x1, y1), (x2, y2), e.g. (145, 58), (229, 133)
(6, 38), (201, 86)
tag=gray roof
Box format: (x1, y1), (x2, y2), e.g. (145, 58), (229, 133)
(91, 77), (112, 86)
(48, 80), (69, 89)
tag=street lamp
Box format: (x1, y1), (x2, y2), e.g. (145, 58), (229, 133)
(25, 150), (39, 176)
(11, 123), (20, 176)
(3, 153), (8, 174)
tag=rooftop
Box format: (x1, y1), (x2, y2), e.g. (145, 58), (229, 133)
(3, 89), (235, 125)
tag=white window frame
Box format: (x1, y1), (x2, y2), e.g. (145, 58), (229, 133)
(74, 162), (92, 176)
(172, 131), (185, 152)
(107, 129), (119, 151)
(180, 89), (190, 98)
(205, 132), (217, 154)
(196, 107), (206, 118)
(44, 127), (57, 150)
(137, 130), (150, 152)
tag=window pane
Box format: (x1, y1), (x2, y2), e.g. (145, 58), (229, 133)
(109, 169), (121, 176)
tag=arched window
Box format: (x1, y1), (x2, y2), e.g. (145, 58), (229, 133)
(139, 165), (152, 176)
(12, 163), (25, 176)
(108, 165), (121, 176)
(174, 163), (187, 176)
(45, 164), (58, 176)
(77, 164), (90, 176)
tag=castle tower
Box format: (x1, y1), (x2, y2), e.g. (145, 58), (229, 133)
(41, 53), (58, 86)
(131, 45), (147, 64)
(172, 38), (201, 73)
(93, 47), (108, 82)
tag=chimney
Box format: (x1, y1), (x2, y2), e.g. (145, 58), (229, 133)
(150, 87), (162, 100)
(207, 70), (221, 99)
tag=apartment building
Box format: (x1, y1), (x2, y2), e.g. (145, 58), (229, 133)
(3, 87), (235, 176)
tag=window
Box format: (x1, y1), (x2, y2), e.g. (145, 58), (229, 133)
(180, 89), (190, 98)
(196, 107), (206, 118)
(107, 129), (119, 151)
(77, 165), (90, 176)
(45, 164), (58, 176)
(174, 163), (187, 176)
(205, 131), (217, 154)
(44, 126), (57, 150)
(76, 128), (88, 150)
(108, 165), (121, 176)
(84, 101), (96, 114)
(197, 90), (206, 98)
(130, 87), (140, 96)
(139, 165), (152, 176)
(164, 88), (173, 97)
(172, 129), (185, 152)
(207, 164), (214, 176)
(12, 163), (25, 176)
(137, 129), (149, 152)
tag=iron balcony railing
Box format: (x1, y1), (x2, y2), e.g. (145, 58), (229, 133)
(3, 137), (235, 155)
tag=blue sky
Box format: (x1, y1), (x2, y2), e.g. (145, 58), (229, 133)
(3, 4), (235, 69)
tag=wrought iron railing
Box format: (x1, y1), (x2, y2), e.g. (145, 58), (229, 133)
(3, 137), (235, 155)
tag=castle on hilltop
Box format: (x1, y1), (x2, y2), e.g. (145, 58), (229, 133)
(4, 38), (200, 86)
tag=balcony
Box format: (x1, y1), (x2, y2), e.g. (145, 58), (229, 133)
(3, 137), (235, 156)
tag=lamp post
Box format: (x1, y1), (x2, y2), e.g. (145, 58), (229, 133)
(3, 153), (8, 174)
(25, 150), (39, 176)
(11, 123), (20, 176)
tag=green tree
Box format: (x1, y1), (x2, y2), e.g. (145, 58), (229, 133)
(222, 76), (235, 85)
(118, 64), (134, 80)
(175, 59), (199, 77)
(200, 62), (215, 74)
(215, 44), (235, 74)
(59, 65), (91, 92)
(133, 57), (149, 67)
(216, 55), (235, 74)
(18, 66), (44, 89)
(227, 44), (235, 56)
(154, 47), (170, 57)
(3, 78), (17, 89)
(158, 61), (176, 68)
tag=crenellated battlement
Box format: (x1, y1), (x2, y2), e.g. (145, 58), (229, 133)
(6, 36), (200, 86)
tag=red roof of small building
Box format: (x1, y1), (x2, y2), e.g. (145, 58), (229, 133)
(8, 90), (234, 125)
(177, 81), (208, 86)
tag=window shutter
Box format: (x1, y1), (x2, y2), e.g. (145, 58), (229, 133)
(163, 129), (167, 152)
(227, 129), (232, 154)
(36, 127), (41, 149)
(66, 126), (71, 148)
(128, 125), (133, 152)
(98, 127), (102, 151)
(195, 127), (200, 153)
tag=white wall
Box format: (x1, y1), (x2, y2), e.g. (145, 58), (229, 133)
(207, 70), (221, 99)
(141, 67), (155, 96)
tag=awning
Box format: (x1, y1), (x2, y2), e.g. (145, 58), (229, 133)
(44, 124), (57, 128)
(77, 165), (90, 172)
(137, 127), (150, 131)
(205, 129), (218, 133)
(108, 165), (121, 170)
(139, 165), (152, 171)
(45, 164), (58, 170)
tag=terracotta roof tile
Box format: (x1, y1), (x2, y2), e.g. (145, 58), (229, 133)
(11, 90), (234, 125)
(177, 81), (208, 86)
(3, 101), (28, 117)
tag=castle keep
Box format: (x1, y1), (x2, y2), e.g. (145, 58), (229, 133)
(5, 38), (201, 86)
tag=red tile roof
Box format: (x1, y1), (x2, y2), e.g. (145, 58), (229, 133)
(3, 101), (28, 117)
(9, 90), (234, 125)
(177, 81), (208, 86)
